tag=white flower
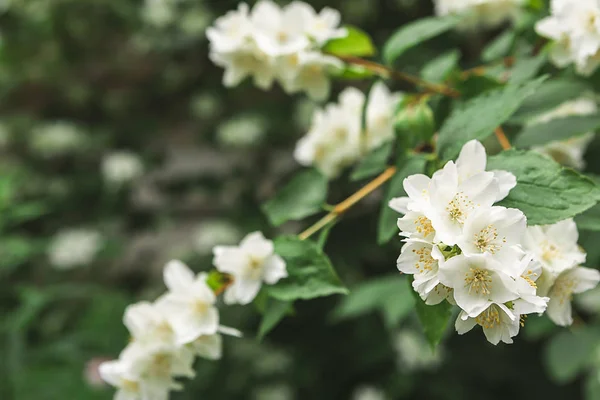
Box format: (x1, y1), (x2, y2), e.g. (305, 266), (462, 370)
(217, 114), (267, 148)
(352, 385), (387, 400)
(455, 303), (520, 345)
(456, 206), (526, 264)
(511, 254), (549, 315)
(30, 122), (86, 157)
(48, 228), (102, 270)
(278, 51), (343, 101)
(213, 231), (287, 305)
(397, 240), (445, 302)
(123, 301), (175, 346)
(206, 3), (253, 53)
(529, 98), (598, 170)
(435, 0), (524, 30)
(191, 326), (243, 360)
(536, 0), (600, 76)
(365, 82), (403, 150)
(546, 266), (600, 326)
(102, 151), (144, 186)
(142, 0), (177, 27)
(157, 260), (219, 344)
(210, 41), (277, 90)
(300, 4), (347, 44)
(438, 254), (518, 316)
(523, 219), (586, 276)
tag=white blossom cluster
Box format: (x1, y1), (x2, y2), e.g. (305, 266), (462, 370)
(294, 82), (401, 178)
(100, 232), (287, 399)
(434, 0), (524, 29)
(536, 0), (600, 76)
(528, 97), (597, 170)
(390, 140), (600, 345)
(48, 228), (103, 270)
(207, 1), (347, 101)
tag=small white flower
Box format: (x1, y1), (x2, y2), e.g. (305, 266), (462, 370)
(191, 326), (243, 360)
(216, 114), (267, 148)
(102, 151), (144, 186)
(546, 266), (600, 326)
(30, 122), (86, 157)
(455, 303), (520, 345)
(365, 82), (403, 150)
(435, 0), (524, 30)
(205, 3), (253, 53)
(157, 260), (219, 344)
(397, 240), (445, 302)
(210, 41), (277, 90)
(352, 385), (387, 400)
(511, 254), (549, 315)
(438, 254), (518, 316)
(48, 228), (102, 270)
(123, 301), (176, 346)
(213, 231), (287, 305)
(279, 51), (343, 101)
(142, 0), (177, 27)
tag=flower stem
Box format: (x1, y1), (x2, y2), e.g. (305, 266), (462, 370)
(494, 127), (512, 150)
(298, 166), (397, 241)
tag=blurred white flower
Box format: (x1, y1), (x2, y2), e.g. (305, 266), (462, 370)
(253, 383), (295, 400)
(102, 151), (144, 186)
(434, 0), (524, 29)
(48, 228), (102, 270)
(208, 1), (347, 100)
(529, 98), (598, 170)
(394, 329), (443, 371)
(30, 122), (86, 157)
(546, 266), (600, 326)
(213, 231), (288, 305)
(536, 0), (600, 76)
(352, 385), (387, 400)
(193, 219), (242, 255)
(191, 93), (222, 119)
(142, 0), (177, 27)
(217, 114), (267, 148)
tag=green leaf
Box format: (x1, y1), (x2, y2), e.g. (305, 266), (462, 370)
(268, 236), (348, 301)
(383, 15), (461, 64)
(515, 115), (600, 148)
(586, 372), (600, 400)
(331, 275), (414, 328)
(544, 327), (600, 383)
(377, 155), (427, 245)
(482, 30), (515, 62)
(409, 278), (452, 349)
(437, 76), (546, 160)
(332, 64), (376, 80)
(351, 142), (393, 181)
(322, 26), (375, 57)
(262, 169), (328, 226)
(0, 236), (42, 274)
(511, 79), (590, 123)
(488, 149), (600, 225)
(421, 50), (460, 83)
(453, 74), (503, 99)
(257, 298), (293, 340)
(508, 54), (547, 84)
(575, 204), (600, 231)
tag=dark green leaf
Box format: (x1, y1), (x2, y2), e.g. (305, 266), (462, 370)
(488, 149), (600, 225)
(409, 278), (452, 349)
(377, 155), (427, 244)
(453, 74), (503, 99)
(257, 298), (293, 340)
(421, 50), (460, 83)
(262, 169), (328, 226)
(515, 115), (600, 148)
(351, 142), (393, 181)
(383, 15), (461, 64)
(544, 327), (600, 383)
(575, 204), (600, 231)
(586, 372), (600, 400)
(323, 26), (375, 57)
(508, 54), (547, 84)
(482, 31), (515, 62)
(268, 236), (348, 301)
(437, 76), (546, 160)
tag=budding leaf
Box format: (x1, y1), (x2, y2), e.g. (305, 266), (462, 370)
(268, 236), (348, 301)
(487, 150), (600, 225)
(383, 15), (461, 64)
(515, 114), (600, 148)
(331, 275), (414, 328)
(544, 327), (600, 383)
(323, 26), (376, 57)
(351, 142), (393, 181)
(377, 155), (427, 245)
(437, 76), (546, 160)
(257, 298), (293, 340)
(409, 277), (452, 349)
(262, 169), (328, 227)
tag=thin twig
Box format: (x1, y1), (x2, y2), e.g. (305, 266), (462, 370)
(494, 127), (511, 150)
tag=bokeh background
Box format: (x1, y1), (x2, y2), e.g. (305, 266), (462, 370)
(2, 0), (600, 399)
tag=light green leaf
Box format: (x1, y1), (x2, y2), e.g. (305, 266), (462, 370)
(409, 278), (452, 349)
(515, 115), (600, 148)
(351, 142), (393, 181)
(262, 169), (328, 226)
(377, 155), (427, 245)
(421, 50), (460, 83)
(437, 76), (546, 160)
(383, 15), (461, 64)
(331, 275), (414, 327)
(488, 149), (600, 225)
(323, 26), (375, 57)
(575, 204), (600, 231)
(482, 30), (515, 62)
(511, 79), (590, 123)
(508, 54), (547, 84)
(268, 236), (348, 301)
(544, 327), (600, 383)
(586, 372), (600, 400)
(257, 298), (293, 340)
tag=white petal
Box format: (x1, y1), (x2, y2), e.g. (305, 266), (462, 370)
(241, 231), (274, 259)
(455, 312), (477, 335)
(262, 254), (288, 284)
(163, 260), (194, 292)
(193, 334), (223, 360)
(456, 140), (487, 180)
(389, 197), (410, 214)
(224, 278), (263, 305)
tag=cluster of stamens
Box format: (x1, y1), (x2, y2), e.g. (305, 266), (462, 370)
(464, 267), (492, 295)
